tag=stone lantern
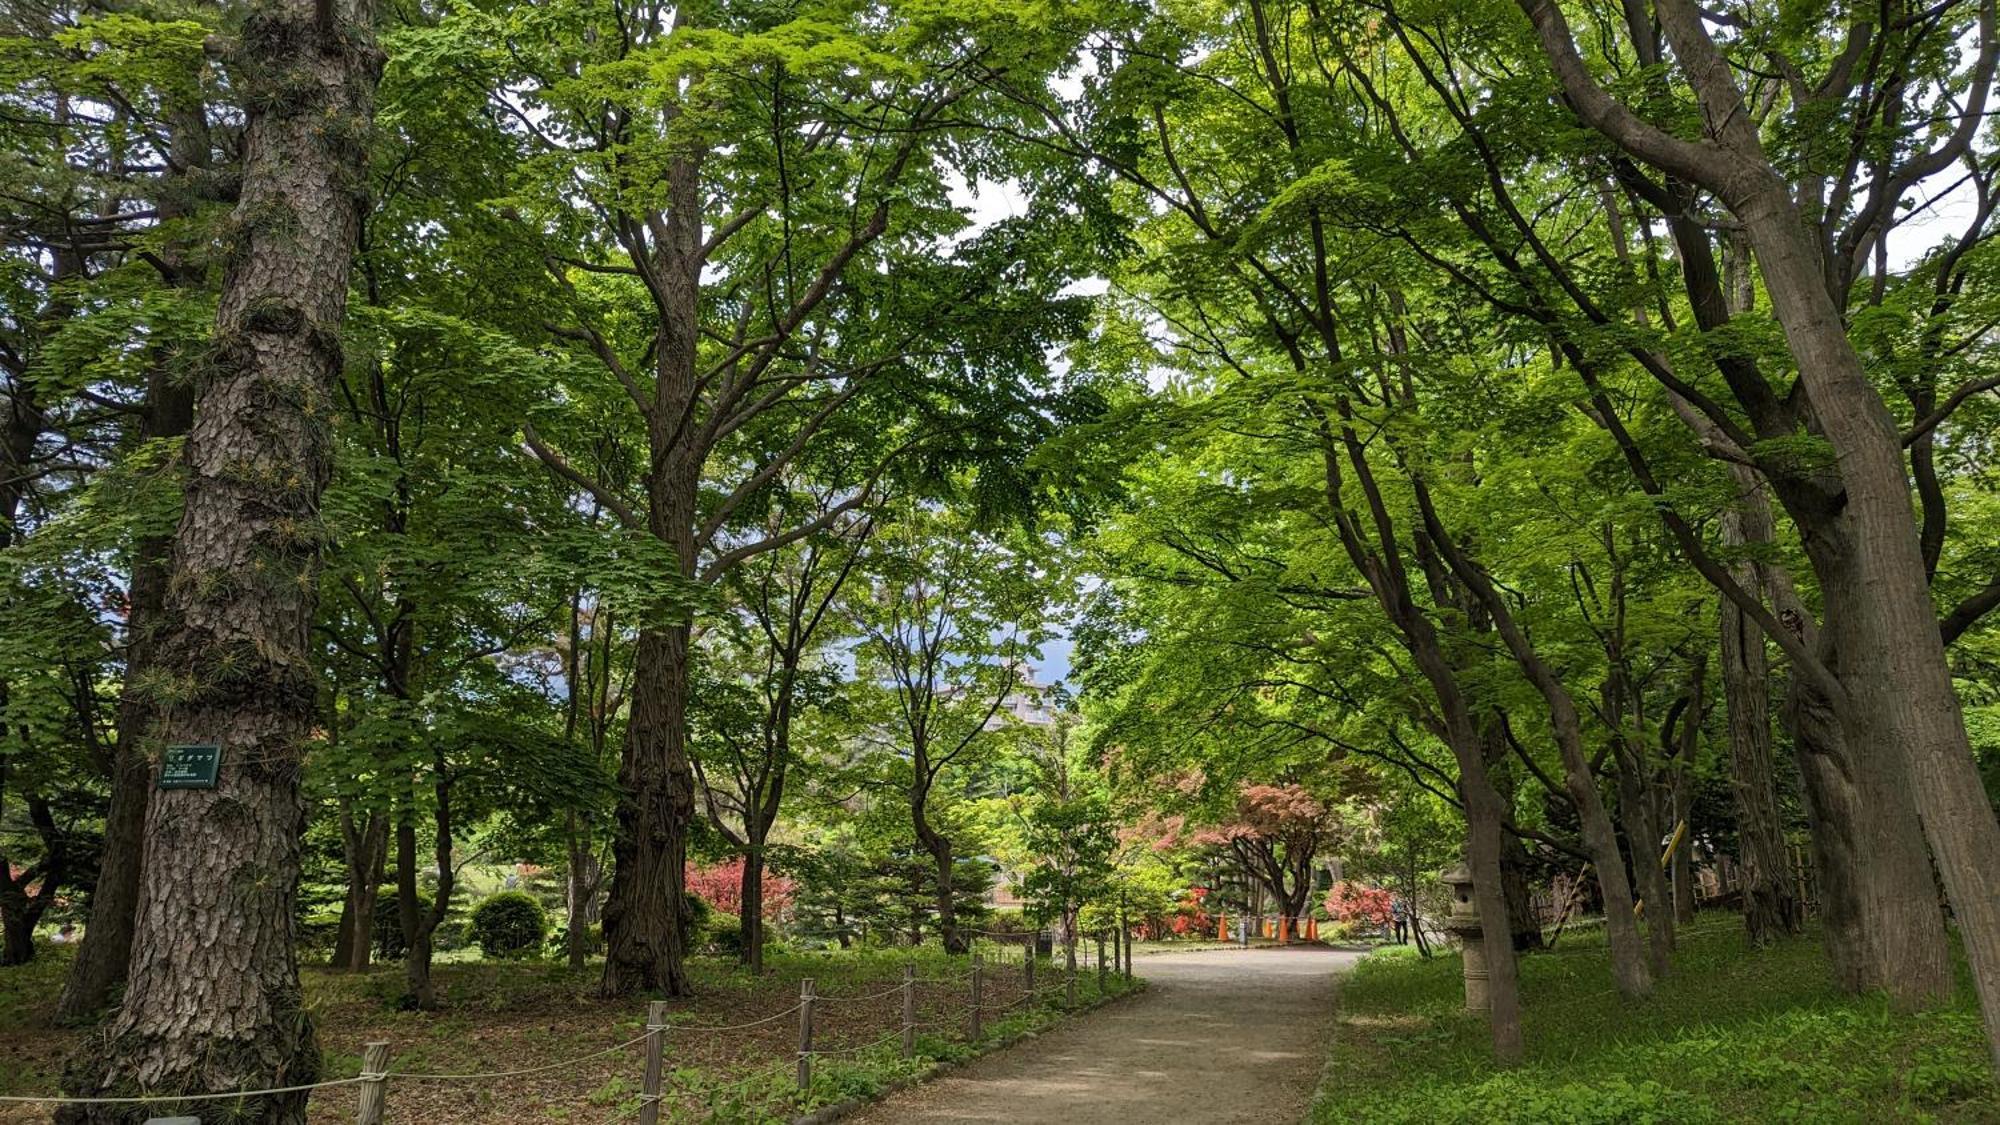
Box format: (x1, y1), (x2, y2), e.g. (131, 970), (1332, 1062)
(1439, 861), (1489, 1012)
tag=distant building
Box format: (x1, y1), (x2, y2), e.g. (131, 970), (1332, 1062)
(989, 679), (1062, 730)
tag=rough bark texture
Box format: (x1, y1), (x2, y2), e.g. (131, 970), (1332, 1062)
(1777, 594), (1950, 1005)
(596, 141), (703, 991)
(600, 622), (697, 996)
(57, 2), (380, 1115)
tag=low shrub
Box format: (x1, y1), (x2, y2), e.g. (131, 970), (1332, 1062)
(701, 913), (744, 957)
(981, 909), (1032, 936)
(467, 891), (547, 959)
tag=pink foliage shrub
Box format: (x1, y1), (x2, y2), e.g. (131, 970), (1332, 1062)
(1325, 881), (1394, 925)
(685, 857), (795, 920)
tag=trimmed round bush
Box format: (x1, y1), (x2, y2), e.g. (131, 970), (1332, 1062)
(468, 891), (548, 959)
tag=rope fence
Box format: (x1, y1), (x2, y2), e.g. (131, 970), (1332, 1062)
(0, 928), (1140, 1123)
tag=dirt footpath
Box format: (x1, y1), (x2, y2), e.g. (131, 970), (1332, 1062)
(845, 945), (1362, 1124)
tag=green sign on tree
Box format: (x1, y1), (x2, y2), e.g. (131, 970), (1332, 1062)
(159, 744), (223, 790)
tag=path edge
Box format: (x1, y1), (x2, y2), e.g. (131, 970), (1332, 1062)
(787, 980), (1150, 1125)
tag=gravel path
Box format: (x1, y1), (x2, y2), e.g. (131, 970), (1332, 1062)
(845, 945), (1363, 1124)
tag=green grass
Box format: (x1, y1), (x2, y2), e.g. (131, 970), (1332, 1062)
(1313, 915), (1998, 1125)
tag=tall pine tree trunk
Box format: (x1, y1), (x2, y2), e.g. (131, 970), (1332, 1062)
(595, 192), (704, 992)
(59, 2), (381, 1114)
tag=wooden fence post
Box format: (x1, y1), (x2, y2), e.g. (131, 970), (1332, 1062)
(1096, 932), (1107, 994)
(969, 953), (984, 1039)
(902, 962), (917, 1059)
(354, 1040), (390, 1125)
(638, 1000), (668, 1125)
(1023, 936), (1035, 995)
(796, 978), (815, 1093)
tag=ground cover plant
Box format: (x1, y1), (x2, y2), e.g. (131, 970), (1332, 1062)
(1314, 919), (1999, 1124)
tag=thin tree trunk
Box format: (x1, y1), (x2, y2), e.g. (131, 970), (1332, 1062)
(1602, 557), (1676, 972)
(1480, 721), (1546, 952)
(1612, 742), (1674, 974)
(1717, 497), (1801, 945)
(1669, 723), (1696, 926)
(53, 713), (148, 1004)
(0, 911), (32, 965)
(1499, 835), (1545, 952)
(564, 818), (601, 970)
(917, 808), (963, 954)
(58, 2), (381, 1113)
(740, 844), (765, 973)
(341, 812), (387, 972)
(1414, 486), (1653, 999)
(0, 792), (65, 966)
(1316, 417), (1524, 1062)
(396, 770), (453, 1010)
